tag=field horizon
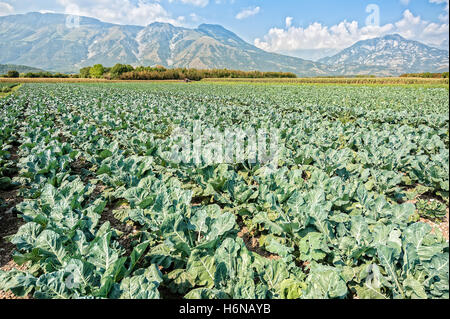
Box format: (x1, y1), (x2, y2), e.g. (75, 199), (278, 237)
(1, 77), (449, 87)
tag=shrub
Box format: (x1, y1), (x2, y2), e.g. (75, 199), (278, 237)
(7, 70), (19, 78)
(89, 64), (105, 78)
(21, 72), (70, 78)
(80, 67), (92, 78)
(116, 67), (297, 81)
(110, 64), (135, 79)
(400, 72), (448, 79)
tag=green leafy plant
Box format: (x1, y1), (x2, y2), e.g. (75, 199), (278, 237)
(0, 82), (448, 300)
(416, 199), (448, 221)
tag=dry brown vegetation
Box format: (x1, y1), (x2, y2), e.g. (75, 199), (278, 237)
(2, 76), (449, 85)
(202, 77), (450, 85)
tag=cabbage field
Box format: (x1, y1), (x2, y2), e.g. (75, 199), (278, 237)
(0, 83), (19, 94)
(0, 82), (448, 299)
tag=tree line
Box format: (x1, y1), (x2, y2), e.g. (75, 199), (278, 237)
(1, 65), (297, 80)
(79, 64), (297, 80)
(4, 64), (448, 80)
(399, 72), (449, 78)
(1, 70), (70, 78)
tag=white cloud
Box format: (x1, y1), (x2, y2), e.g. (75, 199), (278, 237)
(400, 0), (411, 5)
(429, 0), (449, 22)
(190, 12), (200, 22)
(255, 9), (449, 56)
(235, 6), (260, 20)
(56, 0), (183, 26)
(0, 1), (14, 16)
(285, 17), (293, 28)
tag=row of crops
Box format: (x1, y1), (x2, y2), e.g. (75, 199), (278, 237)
(0, 83), (19, 94)
(0, 82), (448, 299)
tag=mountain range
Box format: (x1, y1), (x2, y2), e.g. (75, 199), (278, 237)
(320, 34), (449, 76)
(0, 64), (44, 74)
(0, 12), (448, 76)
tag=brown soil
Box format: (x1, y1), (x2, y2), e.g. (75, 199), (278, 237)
(100, 200), (137, 255)
(420, 211), (449, 241)
(406, 197), (449, 242)
(0, 143), (28, 299)
(83, 181), (140, 256)
(0, 290), (30, 299)
(0, 145), (23, 268)
(0, 189), (24, 267)
(70, 157), (94, 182)
(237, 224), (280, 260)
(83, 182), (107, 207)
(0, 261), (31, 299)
(191, 196), (215, 207)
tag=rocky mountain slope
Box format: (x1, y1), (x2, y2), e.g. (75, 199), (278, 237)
(0, 12), (327, 75)
(319, 34), (449, 75)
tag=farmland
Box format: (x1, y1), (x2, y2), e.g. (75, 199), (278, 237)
(0, 83), (20, 96)
(0, 82), (448, 299)
(201, 77), (450, 86)
(1, 76), (449, 87)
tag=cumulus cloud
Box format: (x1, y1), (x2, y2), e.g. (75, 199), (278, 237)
(235, 6), (260, 20)
(429, 0), (449, 22)
(285, 17), (293, 28)
(56, 0), (183, 26)
(255, 9), (449, 56)
(0, 1), (14, 16)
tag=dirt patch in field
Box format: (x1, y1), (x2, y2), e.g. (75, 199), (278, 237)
(0, 261), (31, 299)
(191, 196), (208, 207)
(82, 182), (107, 208)
(420, 211), (449, 241)
(237, 223), (280, 260)
(100, 201), (131, 232)
(0, 131), (28, 299)
(0, 145), (24, 268)
(190, 196), (228, 209)
(0, 189), (24, 267)
(100, 200), (138, 255)
(70, 157), (94, 182)
(0, 290), (30, 300)
(406, 197), (449, 242)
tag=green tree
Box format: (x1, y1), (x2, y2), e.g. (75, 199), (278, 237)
(80, 67), (91, 78)
(89, 64), (105, 78)
(7, 70), (19, 78)
(110, 64), (134, 79)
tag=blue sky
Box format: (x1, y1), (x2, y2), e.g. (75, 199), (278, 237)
(0, 0), (448, 59)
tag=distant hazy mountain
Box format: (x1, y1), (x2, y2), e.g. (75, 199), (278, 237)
(0, 64), (44, 74)
(279, 48), (341, 62)
(0, 12), (328, 76)
(0, 13), (142, 73)
(319, 34), (449, 75)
